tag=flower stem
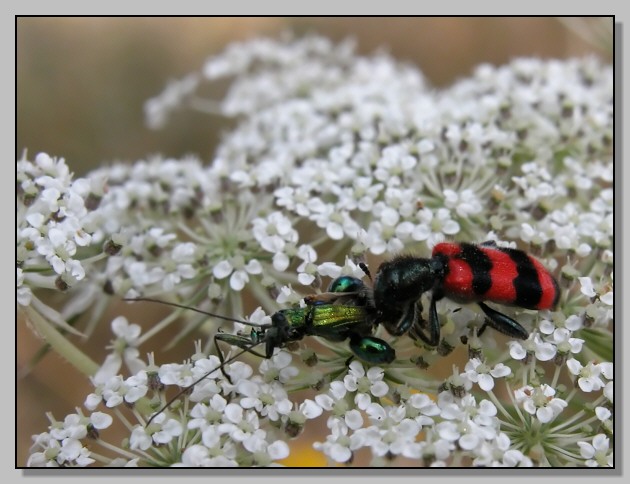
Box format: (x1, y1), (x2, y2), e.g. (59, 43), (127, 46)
(24, 305), (99, 377)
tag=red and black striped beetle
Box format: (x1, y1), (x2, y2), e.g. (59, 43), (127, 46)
(370, 241), (560, 346)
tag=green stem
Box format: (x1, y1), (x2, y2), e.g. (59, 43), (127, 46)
(24, 306), (99, 377)
(94, 439), (141, 461)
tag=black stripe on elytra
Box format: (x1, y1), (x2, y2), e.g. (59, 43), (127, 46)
(459, 243), (493, 296)
(500, 247), (542, 308)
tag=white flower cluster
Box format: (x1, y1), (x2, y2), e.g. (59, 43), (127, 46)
(22, 35), (613, 468)
(19, 36), (613, 326)
(147, 38), (612, 265)
(28, 293), (614, 467)
(313, 362), (504, 465)
(17, 153), (96, 299)
(32, 324), (319, 467)
(28, 411), (114, 467)
(28, 342), (533, 467)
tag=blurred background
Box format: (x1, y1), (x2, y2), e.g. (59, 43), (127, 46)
(16, 17), (613, 466)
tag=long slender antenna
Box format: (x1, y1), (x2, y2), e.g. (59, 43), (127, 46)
(126, 297), (270, 425)
(359, 262), (373, 282)
(146, 341), (263, 426)
(124, 297), (268, 327)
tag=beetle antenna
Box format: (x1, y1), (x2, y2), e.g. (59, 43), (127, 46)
(359, 262), (373, 282)
(124, 297), (268, 327)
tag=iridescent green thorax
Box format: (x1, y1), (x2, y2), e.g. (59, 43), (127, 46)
(278, 304), (370, 332)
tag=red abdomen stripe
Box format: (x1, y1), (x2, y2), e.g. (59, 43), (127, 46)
(433, 242), (559, 310)
(528, 257), (559, 309)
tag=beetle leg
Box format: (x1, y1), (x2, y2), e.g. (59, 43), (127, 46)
(382, 301), (417, 337)
(477, 302), (529, 340)
(410, 293), (441, 347)
(214, 332), (268, 383)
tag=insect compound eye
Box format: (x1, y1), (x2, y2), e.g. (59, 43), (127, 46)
(250, 329), (264, 344)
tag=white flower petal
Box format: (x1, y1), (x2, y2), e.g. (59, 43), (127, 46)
(212, 260), (232, 279)
(224, 403), (243, 423)
(478, 374), (495, 391)
(230, 271), (248, 291)
(90, 412), (113, 429)
(267, 440), (290, 460)
(345, 409), (363, 430)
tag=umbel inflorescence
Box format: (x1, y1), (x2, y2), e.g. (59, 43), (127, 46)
(19, 35), (612, 467)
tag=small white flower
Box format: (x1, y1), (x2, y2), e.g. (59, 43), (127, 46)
(93, 317), (146, 384)
(89, 375), (125, 408)
(49, 414), (86, 441)
(123, 371), (149, 404)
(514, 384), (567, 423)
(125, 260), (166, 291)
(159, 362), (195, 388)
(184, 356), (225, 402)
(362, 402), (422, 459)
(509, 333), (556, 362)
(274, 186), (312, 217)
(343, 361), (389, 410)
(217, 403), (261, 442)
(283, 399), (323, 439)
(17, 268), (33, 306)
(550, 328), (584, 356)
(314, 380), (350, 417)
(313, 418), (354, 464)
(27, 432), (60, 467)
(129, 425), (153, 451)
(258, 351), (298, 383)
(443, 188), (483, 217)
(161, 242), (198, 291)
(179, 444), (238, 467)
(148, 413), (184, 445)
(242, 431), (290, 465)
(188, 394), (227, 431)
(599, 361), (613, 380)
(462, 358), (511, 391)
(374, 145), (417, 183)
(539, 314), (583, 334)
(252, 211), (298, 250)
(416, 207), (460, 245)
(111, 315), (141, 345)
(473, 432), (533, 467)
(295, 244), (318, 285)
(579, 276), (597, 298)
(275, 284), (302, 305)
(578, 434), (613, 467)
(603, 381), (613, 403)
(58, 438), (95, 467)
(89, 412), (113, 431)
(176, 444), (235, 467)
(238, 379), (292, 421)
(566, 359), (607, 392)
(406, 392), (440, 427)
(595, 406), (611, 423)
(212, 255), (263, 291)
(296, 398), (324, 420)
(317, 257), (365, 280)
(144, 73), (200, 129)
(308, 202), (348, 240)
